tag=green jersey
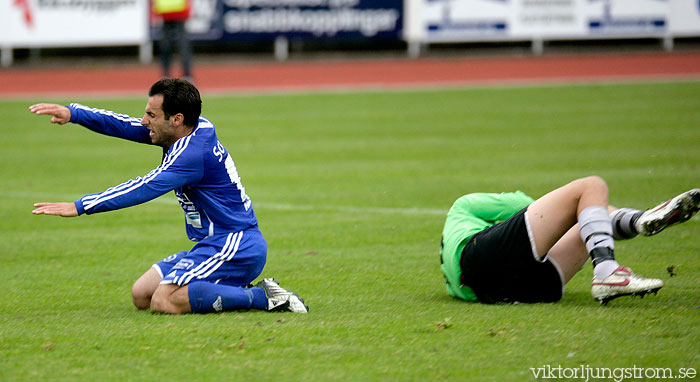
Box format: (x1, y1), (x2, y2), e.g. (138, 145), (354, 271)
(440, 191), (535, 301)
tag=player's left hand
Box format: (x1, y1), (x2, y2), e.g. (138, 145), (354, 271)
(32, 202), (78, 217)
(29, 103), (71, 125)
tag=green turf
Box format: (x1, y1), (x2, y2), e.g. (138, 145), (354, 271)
(1, 81), (699, 381)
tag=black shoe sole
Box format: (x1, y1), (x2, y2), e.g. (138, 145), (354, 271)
(595, 287), (662, 306)
(641, 190), (700, 236)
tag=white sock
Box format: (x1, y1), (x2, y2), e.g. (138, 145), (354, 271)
(578, 206), (615, 253)
(593, 259), (620, 280)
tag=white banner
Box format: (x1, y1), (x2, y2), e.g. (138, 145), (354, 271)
(407, 0), (700, 43)
(1, 0), (148, 47)
(669, 0), (700, 35)
(420, 0), (510, 42)
(511, 0), (586, 38)
(585, 0), (668, 36)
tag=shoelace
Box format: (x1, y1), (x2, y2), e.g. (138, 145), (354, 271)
(265, 283), (291, 298)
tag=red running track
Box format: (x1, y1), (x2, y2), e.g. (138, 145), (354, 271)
(1, 51), (699, 98)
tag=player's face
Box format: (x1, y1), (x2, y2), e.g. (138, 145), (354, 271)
(141, 94), (178, 147)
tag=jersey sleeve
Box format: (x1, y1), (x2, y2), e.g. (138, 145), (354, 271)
(440, 191), (534, 302)
(74, 135), (203, 215)
(451, 191), (535, 224)
(67, 103), (151, 144)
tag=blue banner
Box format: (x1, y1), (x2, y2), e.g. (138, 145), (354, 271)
(155, 0), (403, 42)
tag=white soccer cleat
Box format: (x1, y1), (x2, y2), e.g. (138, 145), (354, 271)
(255, 278), (309, 313)
(591, 266), (663, 305)
(635, 188), (700, 236)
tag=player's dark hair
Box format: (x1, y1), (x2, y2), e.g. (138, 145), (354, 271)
(149, 78), (202, 127)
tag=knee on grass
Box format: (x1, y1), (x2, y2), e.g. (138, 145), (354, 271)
(149, 294), (186, 314)
(131, 284), (152, 310)
(149, 286), (191, 314)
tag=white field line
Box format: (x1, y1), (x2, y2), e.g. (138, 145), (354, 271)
(8, 190), (700, 221)
(4, 191), (447, 216)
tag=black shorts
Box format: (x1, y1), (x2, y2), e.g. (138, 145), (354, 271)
(459, 208), (564, 304)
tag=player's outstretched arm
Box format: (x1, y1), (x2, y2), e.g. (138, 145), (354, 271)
(28, 103), (71, 125)
(32, 202), (78, 217)
(31, 102), (151, 144)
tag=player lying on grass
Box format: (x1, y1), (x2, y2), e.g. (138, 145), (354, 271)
(440, 176), (699, 305)
(29, 78), (308, 314)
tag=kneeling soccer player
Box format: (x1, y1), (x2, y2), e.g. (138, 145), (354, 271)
(440, 176), (699, 305)
(30, 78), (308, 314)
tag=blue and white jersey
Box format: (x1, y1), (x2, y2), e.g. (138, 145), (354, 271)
(67, 103), (259, 242)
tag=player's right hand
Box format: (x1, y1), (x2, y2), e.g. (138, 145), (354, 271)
(29, 103), (71, 125)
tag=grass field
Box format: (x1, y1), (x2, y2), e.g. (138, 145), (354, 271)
(1, 81), (699, 381)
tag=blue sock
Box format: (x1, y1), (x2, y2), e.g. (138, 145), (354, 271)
(188, 282), (268, 313)
(249, 286), (268, 310)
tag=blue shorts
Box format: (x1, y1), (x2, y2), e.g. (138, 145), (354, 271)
(154, 228), (267, 287)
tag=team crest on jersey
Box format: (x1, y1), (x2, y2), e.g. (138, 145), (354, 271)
(176, 190), (197, 212)
(173, 258), (195, 270)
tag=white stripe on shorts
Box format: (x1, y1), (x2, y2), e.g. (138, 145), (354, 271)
(173, 233), (235, 284)
(174, 233), (235, 285)
(197, 232), (243, 280)
(176, 231), (243, 285)
(523, 210), (547, 263)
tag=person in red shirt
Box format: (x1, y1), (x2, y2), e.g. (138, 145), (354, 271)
(153, 0), (193, 81)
